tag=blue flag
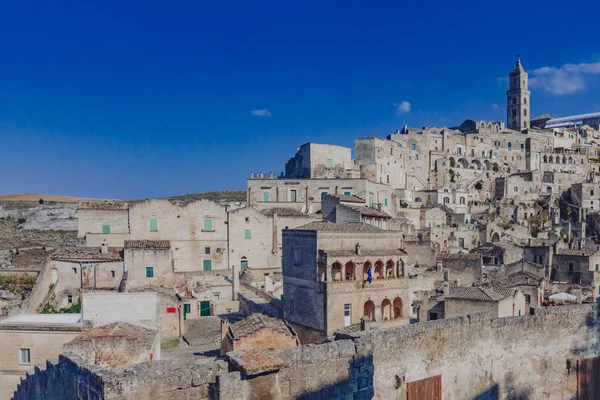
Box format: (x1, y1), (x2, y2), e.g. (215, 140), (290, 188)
(367, 265), (374, 283)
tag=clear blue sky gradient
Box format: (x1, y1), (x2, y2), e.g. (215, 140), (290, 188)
(1, 1), (599, 199)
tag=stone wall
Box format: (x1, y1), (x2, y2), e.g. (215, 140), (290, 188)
(13, 304), (600, 400)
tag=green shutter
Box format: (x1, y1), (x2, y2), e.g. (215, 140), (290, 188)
(102, 225), (111, 234)
(146, 267), (154, 278)
(263, 192), (270, 202)
(204, 219), (213, 231)
(203, 260), (212, 271)
(245, 229), (251, 239)
(384, 199), (388, 206)
(241, 259), (248, 269)
(150, 218), (158, 232)
(344, 191), (351, 196)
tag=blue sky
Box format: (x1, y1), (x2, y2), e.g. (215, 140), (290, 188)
(1, 1), (599, 199)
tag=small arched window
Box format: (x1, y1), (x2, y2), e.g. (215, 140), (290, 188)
(411, 144), (416, 150)
(459, 197), (465, 205)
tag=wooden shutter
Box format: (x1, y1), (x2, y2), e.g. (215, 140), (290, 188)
(204, 219), (213, 231)
(150, 218), (158, 232)
(203, 260), (212, 271)
(245, 229), (251, 239)
(407, 375), (441, 400)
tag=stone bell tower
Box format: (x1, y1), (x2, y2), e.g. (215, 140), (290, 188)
(507, 56), (530, 131)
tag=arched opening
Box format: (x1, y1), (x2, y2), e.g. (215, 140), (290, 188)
(543, 155), (547, 163)
(363, 261), (372, 281)
(471, 159), (482, 170)
(457, 158), (468, 169)
(443, 197), (450, 204)
(317, 262), (326, 282)
(502, 163), (511, 173)
(449, 157), (456, 168)
(568, 157), (573, 165)
(374, 260), (384, 280)
(414, 197), (422, 203)
(459, 197), (465, 205)
(491, 232), (501, 242)
(364, 300), (376, 322)
(549, 155), (554, 163)
(492, 163), (499, 172)
(345, 261), (356, 281)
(562, 156), (567, 165)
(393, 297), (403, 318)
(385, 260), (395, 278)
(381, 299), (392, 320)
(331, 262), (342, 282)
(483, 160), (491, 170)
(241, 256), (248, 270)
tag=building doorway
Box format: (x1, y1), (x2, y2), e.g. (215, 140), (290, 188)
(344, 304), (351, 327)
(199, 301), (210, 317)
(363, 300), (375, 322)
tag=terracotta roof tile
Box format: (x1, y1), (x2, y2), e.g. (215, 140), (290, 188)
(446, 286), (511, 302)
(294, 221), (383, 232)
(229, 314), (294, 339)
(261, 207), (305, 217)
(124, 240), (171, 249)
(79, 201), (129, 210)
(51, 247), (123, 262)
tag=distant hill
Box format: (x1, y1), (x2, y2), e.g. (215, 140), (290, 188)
(0, 194), (112, 203)
(142, 190), (247, 204)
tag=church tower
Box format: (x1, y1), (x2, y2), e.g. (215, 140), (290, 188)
(507, 57), (530, 131)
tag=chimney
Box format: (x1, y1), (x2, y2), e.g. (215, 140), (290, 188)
(264, 273), (271, 292)
(355, 243), (361, 256)
(232, 264), (240, 301)
(220, 318), (229, 341)
(442, 281), (450, 295)
(101, 242), (108, 255)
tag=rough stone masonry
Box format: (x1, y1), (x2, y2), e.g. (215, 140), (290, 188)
(12, 303), (600, 400)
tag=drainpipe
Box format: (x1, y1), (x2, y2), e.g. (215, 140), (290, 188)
(305, 186), (309, 212)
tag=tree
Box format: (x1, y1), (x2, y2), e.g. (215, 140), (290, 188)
(38, 198), (44, 205)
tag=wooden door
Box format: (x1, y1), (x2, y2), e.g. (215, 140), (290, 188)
(407, 375), (441, 400)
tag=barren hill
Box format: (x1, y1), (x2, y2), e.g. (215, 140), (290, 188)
(0, 194), (113, 202)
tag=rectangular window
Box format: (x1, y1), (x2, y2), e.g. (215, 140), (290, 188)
(146, 267), (154, 278)
(67, 295), (73, 303)
(205, 247), (211, 255)
(203, 219), (213, 232)
(290, 190), (297, 202)
(72, 267), (77, 274)
(415, 154), (419, 160)
(102, 224), (111, 234)
(321, 191), (328, 196)
(293, 248), (301, 265)
(569, 263), (574, 274)
(263, 192), (270, 202)
(520, 143), (525, 152)
(508, 142), (512, 150)
(203, 260), (212, 271)
(525, 294), (531, 303)
(327, 158), (334, 167)
(150, 218), (158, 232)
(384, 198), (388, 206)
(19, 348), (30, 365)
(514, 187), (518, 192)
(244, 229), (252, 239)
(344, 191), (351, 196)
(111, 270), (115, 278)
(434, 147), (438, 151)
(213, 293), (220, 301)
(596, 264), (599, 272)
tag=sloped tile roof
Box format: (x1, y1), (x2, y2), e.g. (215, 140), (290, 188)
(51, 247), (123, 262)
(294, 221), (383, 232)
(261, 207), (305, 217)
(79, 201), (129, 210)
(346, 205), (392, 219)
(124, 240), (171, 249)
(446, 286), (511, 302)
(229, 314), (293, 339)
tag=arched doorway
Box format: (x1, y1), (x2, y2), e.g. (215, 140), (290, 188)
(331, 262), (342, 282)
(491, 232), (500, 242)
(393, 297), (403, 318)
(363, 261), (372, 281)
(364, 300), (376, 322)
(381, 299), (392, 320)
(317, 262), (326, 282)
(374, 261), (384, 280)
(385, 260), (395, 278)
(241, 256), (248, 270)
(345, 261), (356, 281)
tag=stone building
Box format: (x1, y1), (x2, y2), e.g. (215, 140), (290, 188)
(284, 142), (354, 179)
(123, 240), (182, 290)
(445, 286), (526, 318)
(49, 247), (124, 309)
(507, 57), (530, 131)
(220, 313), (299, 356)
(78, 201), (130, 247)
(321, 193), (392, 229)
(0, 313), (85, 399)
(571, 182), (600, 211)
(436, 253), (482, 286)
(63, 321), (160, 370)
(282, 221), (409, 339)
(553, 247), (600, 296)
(482, 271), (545, 315)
